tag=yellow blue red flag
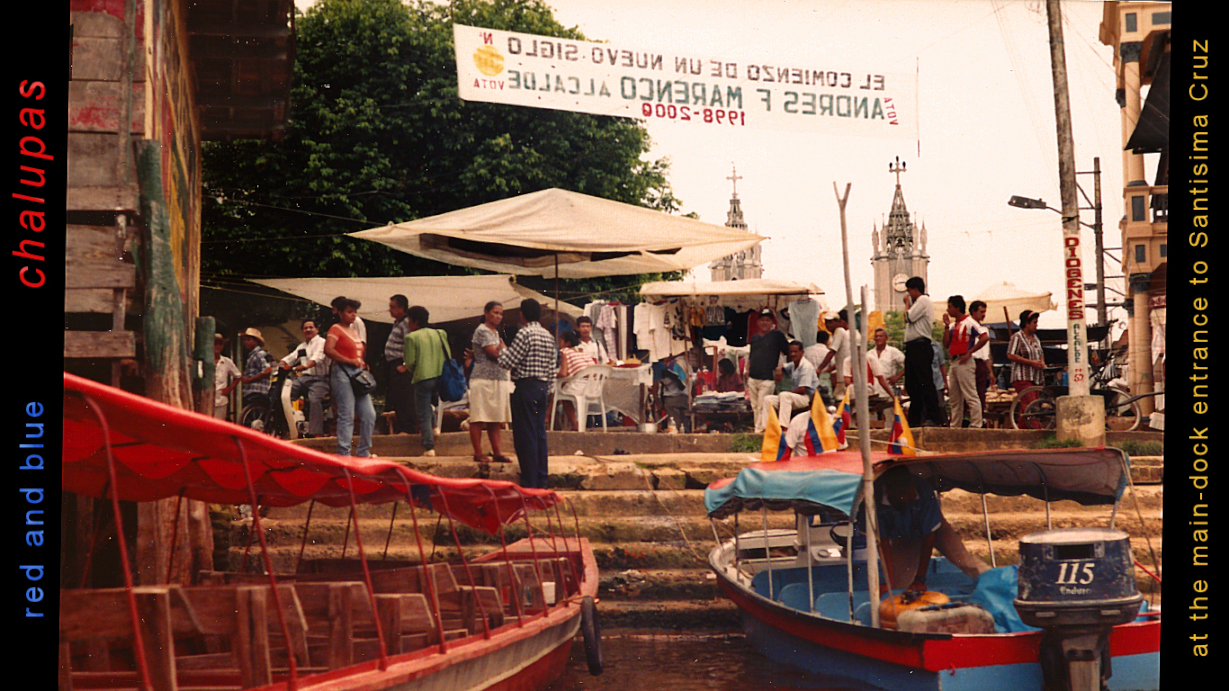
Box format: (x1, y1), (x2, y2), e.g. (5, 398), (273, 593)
(832, 389), (852, 447)
(760, 404), (792, 463)
(888, 397), (917, 455)
(804, 391), (840, 454)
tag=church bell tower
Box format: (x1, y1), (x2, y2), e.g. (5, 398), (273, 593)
(872, 157), (930, 313)
(709, 164), (763, 281)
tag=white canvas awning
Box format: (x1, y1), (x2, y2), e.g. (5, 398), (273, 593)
(639, 278), (822, 299)
(250, 274), (582, 325)
(972, 281), (1056, 322)
(349, 188), (766, 279)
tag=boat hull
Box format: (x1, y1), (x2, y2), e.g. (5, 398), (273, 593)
(280, 606), (581, 691)
(712, 546), (1159, 691)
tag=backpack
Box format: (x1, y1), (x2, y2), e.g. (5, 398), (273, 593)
(436, 330), (468, 402)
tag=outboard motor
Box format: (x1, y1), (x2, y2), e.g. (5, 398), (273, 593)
(1014, 528), (1143, 691)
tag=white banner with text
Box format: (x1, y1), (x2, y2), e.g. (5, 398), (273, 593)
(455, 24), (918, 138)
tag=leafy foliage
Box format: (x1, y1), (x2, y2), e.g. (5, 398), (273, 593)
(202, 0), (681, 291)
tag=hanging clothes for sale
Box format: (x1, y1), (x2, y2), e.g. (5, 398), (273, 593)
(787, 297), (821, 347)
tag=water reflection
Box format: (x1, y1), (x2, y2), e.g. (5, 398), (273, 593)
(544, 632), (868, 691)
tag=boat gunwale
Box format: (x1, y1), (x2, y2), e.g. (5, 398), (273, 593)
(708, 537), (1161, 675)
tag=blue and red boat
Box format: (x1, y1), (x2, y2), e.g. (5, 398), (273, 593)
(704, 449), (1160, 691)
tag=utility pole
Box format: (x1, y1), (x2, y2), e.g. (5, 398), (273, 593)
(1046, 0), (1103, 444)
(1092, 157), (1105, 327)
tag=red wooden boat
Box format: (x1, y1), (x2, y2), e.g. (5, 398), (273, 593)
(60, 372), (601, 691)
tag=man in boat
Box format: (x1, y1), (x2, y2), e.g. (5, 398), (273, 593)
(868, 466), (989, 596)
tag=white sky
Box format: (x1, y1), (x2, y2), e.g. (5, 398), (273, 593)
(298, 0), (1151, 329)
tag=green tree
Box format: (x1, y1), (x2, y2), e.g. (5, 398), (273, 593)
(202, 0), (681, 289)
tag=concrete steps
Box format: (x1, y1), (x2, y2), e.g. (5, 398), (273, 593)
(222, 438), (1165, 627)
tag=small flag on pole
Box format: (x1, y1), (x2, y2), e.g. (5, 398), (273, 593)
(888, 397), (917, 456)
(832, 389), (852, 448)
(760, 404), (792, 463)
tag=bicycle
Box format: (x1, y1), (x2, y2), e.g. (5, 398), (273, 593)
(1008, 351), (1153, 431)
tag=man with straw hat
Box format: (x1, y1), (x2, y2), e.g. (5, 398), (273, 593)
(237, 327), (274, 408)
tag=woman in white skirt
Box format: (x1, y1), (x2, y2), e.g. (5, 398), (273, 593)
(468, 301), (514, 463)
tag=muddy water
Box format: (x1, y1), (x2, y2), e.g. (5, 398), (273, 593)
(543, 632), (868, 691)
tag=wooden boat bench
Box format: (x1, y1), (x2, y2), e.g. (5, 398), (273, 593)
(59, 583), (309, 690)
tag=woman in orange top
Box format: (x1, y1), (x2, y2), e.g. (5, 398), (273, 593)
(325, 298), (375, 456)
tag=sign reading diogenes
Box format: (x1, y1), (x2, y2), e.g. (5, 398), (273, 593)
(455, 24), (918, 138)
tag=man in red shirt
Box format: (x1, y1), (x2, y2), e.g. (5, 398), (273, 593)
(942, 295), (989, 428)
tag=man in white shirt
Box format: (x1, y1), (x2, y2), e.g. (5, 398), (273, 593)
(213, 333), (241, 421)
(968, 300), (993, 415)
(281, 319), (331, 437)
(820, 311), (850, 400)
(842, 347), (894, 428)
(574, 316), (611, 363)
(803, 330), (834, 405)
(764, 341), (819, 428)
(867, 327), (906, 398)
(903, 277), (945, 427)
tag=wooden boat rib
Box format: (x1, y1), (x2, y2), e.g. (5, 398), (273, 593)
(60, 372), (600, 691)
(704, 449), (1161, 691)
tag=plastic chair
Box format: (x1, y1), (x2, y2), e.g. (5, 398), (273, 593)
(435, 391), (468, 434)
(550, 365), (611, 431)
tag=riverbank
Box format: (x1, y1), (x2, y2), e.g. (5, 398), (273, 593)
(229, 429), (1164, 629)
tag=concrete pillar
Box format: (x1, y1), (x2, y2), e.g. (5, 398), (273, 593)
(1130, 287), (1155, 416)
(1119, 43), (1147, 187)
(1056, 395), (1105, 448)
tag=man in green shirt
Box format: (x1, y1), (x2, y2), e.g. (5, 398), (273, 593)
(403, 305), (451, 456)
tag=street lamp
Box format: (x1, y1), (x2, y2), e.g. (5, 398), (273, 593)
(1008, 160), (1109, 332)
(1007, 195), (1052, 211)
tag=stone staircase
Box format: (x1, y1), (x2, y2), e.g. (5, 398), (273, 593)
(224, 429), (1164, 630)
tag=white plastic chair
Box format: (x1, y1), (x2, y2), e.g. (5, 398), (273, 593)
(550, 365), (612, 432)
(435, 391), (468, 434)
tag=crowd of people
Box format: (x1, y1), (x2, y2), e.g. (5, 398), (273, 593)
(750, 276), (1029, 435)
(209, 275), (1040, 491)
(212, 296), (599, 490)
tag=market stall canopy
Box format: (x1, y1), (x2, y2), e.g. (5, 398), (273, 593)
(971, 281), (1055, 320)
(639, 278), (822, 299)
(931, 281), (1056, 322)
(62, 373), (556, 534)
(704, 448), (1128, 520)
(349, 188), (766, 279)
(250, 274), (582, 325)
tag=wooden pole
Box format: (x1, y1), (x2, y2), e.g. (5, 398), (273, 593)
(835, 182), (879, 627)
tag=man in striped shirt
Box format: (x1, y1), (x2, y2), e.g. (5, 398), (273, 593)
(384, 294), (414, 435)
(498, 299), (557, 488)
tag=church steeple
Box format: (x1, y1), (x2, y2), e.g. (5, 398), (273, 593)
(872, 157), (930, 312)
(710, 163), (762, 281)
(882, 157), (915, 257)
(725, 164), (747, 231)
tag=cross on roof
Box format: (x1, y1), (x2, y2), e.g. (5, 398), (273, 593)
(889, 156), (907, 187)
(727, 163), (743, 197)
